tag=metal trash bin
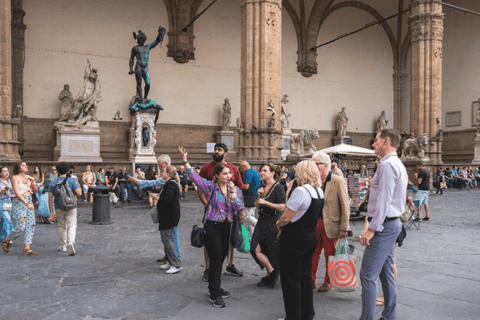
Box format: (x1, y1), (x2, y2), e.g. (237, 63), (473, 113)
(90, 185), (112, 225)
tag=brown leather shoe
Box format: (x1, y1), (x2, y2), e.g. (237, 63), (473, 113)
(317, 282), (331, 292)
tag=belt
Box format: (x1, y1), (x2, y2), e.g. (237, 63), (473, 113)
(205, 220), (231, 225)
(367, 216), (399, 223)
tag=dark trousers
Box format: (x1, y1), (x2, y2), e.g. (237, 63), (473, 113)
(204, 221), (231, 298)
(280, 241), (315, 320)
(435, 186), (443, 194)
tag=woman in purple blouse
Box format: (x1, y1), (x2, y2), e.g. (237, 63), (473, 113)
(178, 146), (243, 308)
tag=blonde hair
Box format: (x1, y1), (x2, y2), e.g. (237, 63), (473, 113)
(295, 160), (322, 187)
(165, 166), (177, 179)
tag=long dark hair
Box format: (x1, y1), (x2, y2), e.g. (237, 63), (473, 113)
(145, 165), (156, 180)
(13, 162), (26, 175)
(34, 165), (42, 178)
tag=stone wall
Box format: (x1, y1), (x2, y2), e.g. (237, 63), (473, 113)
(22, 0), (395, 135)
(20, 117), (377, 165)
(20, 118), (220, 166)
(442, 129), (476, 165)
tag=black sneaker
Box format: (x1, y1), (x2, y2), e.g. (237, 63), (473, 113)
(226, 264), (243, 277)
(209, 296), (226, 308)
(422, 217), (430, 221)
(202, 269), (209, 282)
(257, 277), (270, 287)
(220, 289), (230, 299)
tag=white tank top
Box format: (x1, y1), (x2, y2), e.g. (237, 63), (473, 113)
(18, 178), (31, 195)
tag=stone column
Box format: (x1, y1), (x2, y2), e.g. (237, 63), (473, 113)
(11, 0), (26, 155)
(393, 65), (408, 132)
(0, 0), (20, 162)
(409, 0), (444, 139)
(240, 0), (282, 164)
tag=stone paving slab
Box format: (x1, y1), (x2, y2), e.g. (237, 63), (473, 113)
(1, 189), (479, 319)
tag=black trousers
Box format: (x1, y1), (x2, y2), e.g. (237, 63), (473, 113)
(279, 241), (315, 320)
(204, 221), (231, 298)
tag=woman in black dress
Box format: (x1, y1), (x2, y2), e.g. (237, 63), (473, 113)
(251, 163), (286, 288)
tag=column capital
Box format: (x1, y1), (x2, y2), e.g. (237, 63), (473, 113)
(241, 0), (282, 9)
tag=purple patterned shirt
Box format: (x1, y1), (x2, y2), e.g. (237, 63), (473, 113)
(0, 179), (13, 201)
(186, 167), (243, 222)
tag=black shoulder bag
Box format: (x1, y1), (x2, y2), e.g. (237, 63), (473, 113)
(191, 191), (214, 248)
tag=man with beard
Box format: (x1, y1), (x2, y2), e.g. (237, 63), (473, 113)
(198, 143), (244, 281)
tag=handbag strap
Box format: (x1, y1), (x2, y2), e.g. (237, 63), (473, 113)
(201, 187), (215, 224)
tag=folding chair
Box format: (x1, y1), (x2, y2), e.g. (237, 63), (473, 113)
(401, 200), (421, 230)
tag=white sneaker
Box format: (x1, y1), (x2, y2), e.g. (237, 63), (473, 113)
(59, 245), (67, 252)
(67, 243), (76, 256)
(166, 266), (183, 274)
(160, 262), (171, 270)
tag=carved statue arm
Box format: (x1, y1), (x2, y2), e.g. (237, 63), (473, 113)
(128, 47), (136, 74)
(84, 59), (91, 80)
(148, 25), (167, 50)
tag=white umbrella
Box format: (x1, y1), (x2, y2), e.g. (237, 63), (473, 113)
(318, 143), (376, 156)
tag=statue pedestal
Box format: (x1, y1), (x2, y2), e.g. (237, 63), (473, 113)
(333, 136), (352, 145)
(281, 129), (292, 160)
(55, 122), (103, 162)
(129, 112), (158, 165)
(472, 134), (480, 165)
(215, 131), (235, 150)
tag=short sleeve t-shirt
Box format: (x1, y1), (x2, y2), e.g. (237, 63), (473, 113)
(48, 177), (80, 208)
(243, 167), (261, 196)
(418, 169), (430, 190)
(117, 172), (130, 185)
(286, 184), (324, 222)
(105, 172), (117, 185)
(177, 171), (188, 186)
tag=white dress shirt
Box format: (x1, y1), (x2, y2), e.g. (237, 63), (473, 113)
(367, 152), (408, 232)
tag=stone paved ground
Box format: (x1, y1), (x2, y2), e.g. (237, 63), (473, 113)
(1, 188), (479, 320)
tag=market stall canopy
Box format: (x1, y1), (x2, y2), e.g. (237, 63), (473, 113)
(318, 144), (376, 156)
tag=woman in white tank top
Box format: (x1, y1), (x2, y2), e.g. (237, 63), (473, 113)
(11, 162), (39, 256)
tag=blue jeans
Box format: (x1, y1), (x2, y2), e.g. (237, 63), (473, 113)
(359, 219), (401, 320)
(174, 226), (181, 260)
(0, 198), (13, 242)
(119, 183), (132, 201)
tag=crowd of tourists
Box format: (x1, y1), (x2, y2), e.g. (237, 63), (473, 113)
(0, 129), (436, 320)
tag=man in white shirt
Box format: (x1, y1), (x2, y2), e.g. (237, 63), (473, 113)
(359, 129), (407, 320)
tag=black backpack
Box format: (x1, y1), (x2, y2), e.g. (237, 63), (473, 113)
(53, 177), (77, 210)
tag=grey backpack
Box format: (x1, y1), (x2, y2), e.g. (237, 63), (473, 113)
(53, 177), (77, 210)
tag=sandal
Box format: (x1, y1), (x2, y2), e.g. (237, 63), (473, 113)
(2, 239), (10, 254)
(22, 248), (39, 256)
(376, 296), (384, 306)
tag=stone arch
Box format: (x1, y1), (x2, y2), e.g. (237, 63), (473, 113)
(400, 30), (410, 66)
(316, 1), (398, 64)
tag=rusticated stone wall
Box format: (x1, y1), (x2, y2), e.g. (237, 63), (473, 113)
(19, 118), (378, 165)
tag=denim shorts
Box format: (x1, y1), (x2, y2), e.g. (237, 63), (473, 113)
(416, 190), (429, 205)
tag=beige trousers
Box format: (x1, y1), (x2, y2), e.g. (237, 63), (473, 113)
(56, 207), (77, 246)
